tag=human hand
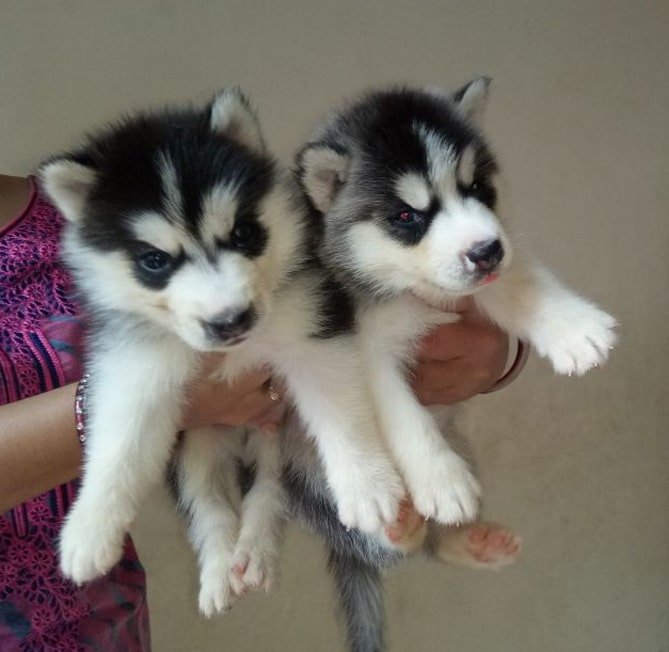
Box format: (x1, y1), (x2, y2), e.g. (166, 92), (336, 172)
(412, 298), (510, 406)
(181, 355), (286, 432)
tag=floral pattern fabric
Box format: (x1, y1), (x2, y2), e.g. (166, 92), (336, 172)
(0, 180), (151, 651)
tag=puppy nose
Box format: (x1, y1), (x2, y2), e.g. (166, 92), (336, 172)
(465, 239), (504, 272)
(204, 307), (257, 341)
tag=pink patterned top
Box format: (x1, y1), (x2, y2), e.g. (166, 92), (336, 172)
(0, 179), (151, 651)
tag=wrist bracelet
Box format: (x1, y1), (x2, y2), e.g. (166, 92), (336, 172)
(483, 340), (530, 393)
(74, 373), (91, 445)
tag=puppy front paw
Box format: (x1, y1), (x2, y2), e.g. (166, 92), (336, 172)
(408, 450), (481, 525)
(534, 300), (618, 376)
(331, 460), (405, 533)
(59, 505), (125, 584)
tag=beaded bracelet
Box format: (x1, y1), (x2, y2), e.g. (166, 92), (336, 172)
(72, 341), (525, 445)
(74, 373), (91, 445)
(483, 339), (530, 394)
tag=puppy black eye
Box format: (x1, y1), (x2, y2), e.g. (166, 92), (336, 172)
(138, 249), (173, 273)
(222, 218), (267, 258)
(231, 221), (260, 248)
(459, 178), (497, 208)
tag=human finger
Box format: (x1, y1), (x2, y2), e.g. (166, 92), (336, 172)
(223, 384), (284, 427)
(251, 380), (288, 427)
(416, 320), (479, 362)
(412, 359), (463, 394)
(414, 356), (499, 405)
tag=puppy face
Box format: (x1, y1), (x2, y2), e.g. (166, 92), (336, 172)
(298, 78), (512, 303)
(42, 88), (299, 351)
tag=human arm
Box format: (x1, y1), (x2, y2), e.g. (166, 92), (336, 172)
(0, 383), (82, 513)
(0, 360), (285, 513)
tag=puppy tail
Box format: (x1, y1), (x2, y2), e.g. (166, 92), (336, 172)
(328, 547), (385, 652)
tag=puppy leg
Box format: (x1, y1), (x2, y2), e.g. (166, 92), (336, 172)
(280, 338), (405, 534)
(283, 462), (397, 652)
(366, 350), (481, 526)
(230, 430), (285, 597)
(475, 256), (617, 376)
(60, 340), (193, 584)
(328, 548), (386, 652)
(174, 426), (241, 617)
(381, 497), (428, 554)
(430, 521), (522, 570)
(283, 460), (403, 565)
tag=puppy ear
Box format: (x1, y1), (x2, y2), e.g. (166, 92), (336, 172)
(40, 158), (96, 223)
(209, 86), (264, 151)
(451, 76), (492, 124)
(297, 143), (350, 213)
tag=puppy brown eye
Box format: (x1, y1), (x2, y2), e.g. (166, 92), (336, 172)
(394, 209), (420, 225)
(469, 181), (480, 192)
(387, 206), (428, 244)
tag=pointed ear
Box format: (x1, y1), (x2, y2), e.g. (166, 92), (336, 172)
(209, 87), (264, 151)
(297, 143), (350, 213)
(451, 76), (492, 124)
(40, 158), (96, 223)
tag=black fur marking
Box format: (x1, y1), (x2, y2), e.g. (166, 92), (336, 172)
(283, 464), (400, 565)
(283, 464), (399, 652)
(308, 88), (499, 254)
(313, 87), (498, 214)
(55, 105), (276, 260)
(384, 195), (441, 246)
(458, 178), (497, 210)
(296, 87), (503, 299)
(457, 148), (499, 209)
(312, 276), (356, 339)
(336, 89), (477, 179)
(237, 459), (257, 497)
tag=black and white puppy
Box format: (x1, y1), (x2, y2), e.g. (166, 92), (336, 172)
(41, 89), (405, 615)
(289, 78), (618, 651)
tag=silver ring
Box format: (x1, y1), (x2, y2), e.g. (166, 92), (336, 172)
(267, 383), (281, 403)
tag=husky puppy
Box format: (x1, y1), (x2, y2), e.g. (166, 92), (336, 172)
(41, 89), (406, 615)
(290, 78), (618, 650)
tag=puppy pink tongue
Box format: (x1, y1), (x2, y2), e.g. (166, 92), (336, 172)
(480, 272), (500, 285)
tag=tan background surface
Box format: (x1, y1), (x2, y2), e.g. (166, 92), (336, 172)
(2, 1), (668, 650)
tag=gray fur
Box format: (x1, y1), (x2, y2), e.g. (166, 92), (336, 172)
(282, 411), (401, 652)
(328, 549), (386, 652)
(288, 81), (496, 651)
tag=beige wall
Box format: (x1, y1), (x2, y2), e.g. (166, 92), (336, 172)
(2, 1), (667, 650)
